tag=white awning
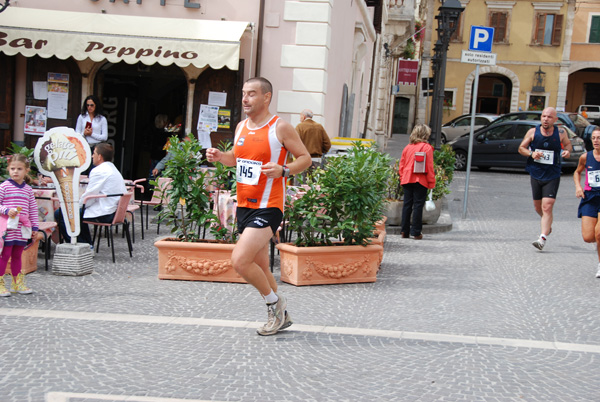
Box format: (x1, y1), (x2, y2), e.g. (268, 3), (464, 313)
(0, 8), (248, 70)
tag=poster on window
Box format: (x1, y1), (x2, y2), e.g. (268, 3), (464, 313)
(47, 73), (69, 119)
(218, 109), (231, 129)
(197, 104), (219, 149)
(198, 104), (219, 132)
(24, 106), (47, 135)
(397, 59), (419, 86)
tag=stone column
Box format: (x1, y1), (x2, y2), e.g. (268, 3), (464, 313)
(557, 0), (575, 111)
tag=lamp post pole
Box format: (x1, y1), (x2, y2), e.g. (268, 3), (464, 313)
(429, 0), (464, 149)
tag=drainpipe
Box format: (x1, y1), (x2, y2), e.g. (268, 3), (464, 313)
(362, 35), (380, 138)
(255, 0), (265, 77)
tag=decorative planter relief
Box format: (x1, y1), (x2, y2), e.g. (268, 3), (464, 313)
(155, 239), (245, 283)
(277, 242), (383, 286)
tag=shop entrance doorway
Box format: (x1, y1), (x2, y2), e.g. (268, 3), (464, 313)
(96, 62), (187, 181)
(392, 97), (410, 135)
(476, 74), (512, 115)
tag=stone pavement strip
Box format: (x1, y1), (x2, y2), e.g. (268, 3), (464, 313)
(1, 163), (599, 401)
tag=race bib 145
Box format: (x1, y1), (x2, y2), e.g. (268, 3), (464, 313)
(236, 158), (262, 185)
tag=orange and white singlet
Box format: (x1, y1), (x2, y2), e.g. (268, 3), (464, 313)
(234, 115), (288, 212)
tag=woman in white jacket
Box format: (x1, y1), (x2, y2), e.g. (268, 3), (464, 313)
(75, 95), (108, 147)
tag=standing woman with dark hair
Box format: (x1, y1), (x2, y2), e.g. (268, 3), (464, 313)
(398, 124), (436, 240)
(75, 95), (108, 147)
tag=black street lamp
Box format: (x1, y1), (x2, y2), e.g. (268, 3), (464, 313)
(429, 0), (464, 149)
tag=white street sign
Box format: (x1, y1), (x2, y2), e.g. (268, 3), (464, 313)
(461, 50), (496, 65)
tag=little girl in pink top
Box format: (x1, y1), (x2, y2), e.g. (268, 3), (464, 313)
(0, 154), (39, 297)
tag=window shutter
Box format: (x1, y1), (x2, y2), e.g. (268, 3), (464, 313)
(590, 16), (600, 43)
(552, 14), (563, 45)
(451, 15), (462, 41)
(490, 12), (507, 42)
(534, 14), (545, 44)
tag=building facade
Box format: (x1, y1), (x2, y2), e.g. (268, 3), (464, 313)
(418, 0), (575, 127)
(0, 0), (380, 179)
(565, 0), (600, 111)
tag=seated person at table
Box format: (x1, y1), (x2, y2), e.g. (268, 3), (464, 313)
(55, 143), (126, 246)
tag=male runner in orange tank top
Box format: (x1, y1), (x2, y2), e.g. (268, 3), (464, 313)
(206, 77), (311, 336)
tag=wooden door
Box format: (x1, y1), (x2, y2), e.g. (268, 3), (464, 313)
(192, 63), (243, 148)
(392, 97), (410, 135)
(0, 53), (15, 153)
(24, 56), (82, 149)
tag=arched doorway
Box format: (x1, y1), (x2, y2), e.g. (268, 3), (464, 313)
(463, 66), (520, 115)
(566, 66), (600, 112)
(475, 73), (512, 115)
(96, 62), (187, 180)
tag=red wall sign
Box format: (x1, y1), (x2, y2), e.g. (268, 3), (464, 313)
(397, 59), (419, 86)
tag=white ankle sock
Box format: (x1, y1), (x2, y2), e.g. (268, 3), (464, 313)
(264, 290), (278, 304)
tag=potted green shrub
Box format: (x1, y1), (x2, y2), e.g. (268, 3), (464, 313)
(153, 136), (243, 282)
(277, 144), (390, 286)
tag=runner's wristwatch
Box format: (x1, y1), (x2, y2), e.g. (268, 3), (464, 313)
(282, 165), (290, 177)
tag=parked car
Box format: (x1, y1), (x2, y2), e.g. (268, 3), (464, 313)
(577, 105), (600, 124)
(448, 120), (585, 172)
(488, 111), (579, 134)
(440, 113), (498, 143)
(569, 113), (592, 137)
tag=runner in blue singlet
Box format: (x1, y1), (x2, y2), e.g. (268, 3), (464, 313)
(518, 107), (572, 251)
(574, 127), (600, 278)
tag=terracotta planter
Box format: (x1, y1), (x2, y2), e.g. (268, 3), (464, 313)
(18, 237), (41, 275)
(155, 238), (246, 283)
(375, 216), (387, 233)
(276, 242), (383, 286)
(371, 229), (386, 267)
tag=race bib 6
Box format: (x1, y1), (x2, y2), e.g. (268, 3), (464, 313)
(588, 170), (600, 188)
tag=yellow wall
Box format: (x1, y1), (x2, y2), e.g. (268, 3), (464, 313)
(570, 2), (600, 62)
(432, 0), (567, 121)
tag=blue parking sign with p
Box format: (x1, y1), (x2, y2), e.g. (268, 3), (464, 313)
(469, 26), (494, 52)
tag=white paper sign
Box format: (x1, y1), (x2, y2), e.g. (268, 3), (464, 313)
(208, 91), (227, 107)
(33, 81), (48, 100)
(197, 130), (212, 149)
(47, 73), (69, 119)
(198, 104), (219, 132)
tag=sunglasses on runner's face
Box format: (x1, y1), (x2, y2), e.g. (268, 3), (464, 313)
(87, 103), (95, 107)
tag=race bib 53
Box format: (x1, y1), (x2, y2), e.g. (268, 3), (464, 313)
(534, 149), (554, 165)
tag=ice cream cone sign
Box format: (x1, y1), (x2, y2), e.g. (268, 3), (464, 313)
(34, 127), (91, 243)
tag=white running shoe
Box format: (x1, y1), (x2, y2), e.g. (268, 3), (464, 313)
(532, 237), (546, 251)
(596, 263), (600, 278)
(256, 294), (287, 336)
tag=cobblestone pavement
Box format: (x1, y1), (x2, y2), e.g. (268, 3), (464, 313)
(1, 137), (599, 401)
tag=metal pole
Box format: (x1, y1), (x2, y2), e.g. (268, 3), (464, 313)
(434, 48), (448, 150)
(429, 51), (440, 138)
(462, 63), (480, 219)
(425, 78), (430, 125)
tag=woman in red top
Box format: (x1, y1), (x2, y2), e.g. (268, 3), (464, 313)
(398, 124), (436, 239)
